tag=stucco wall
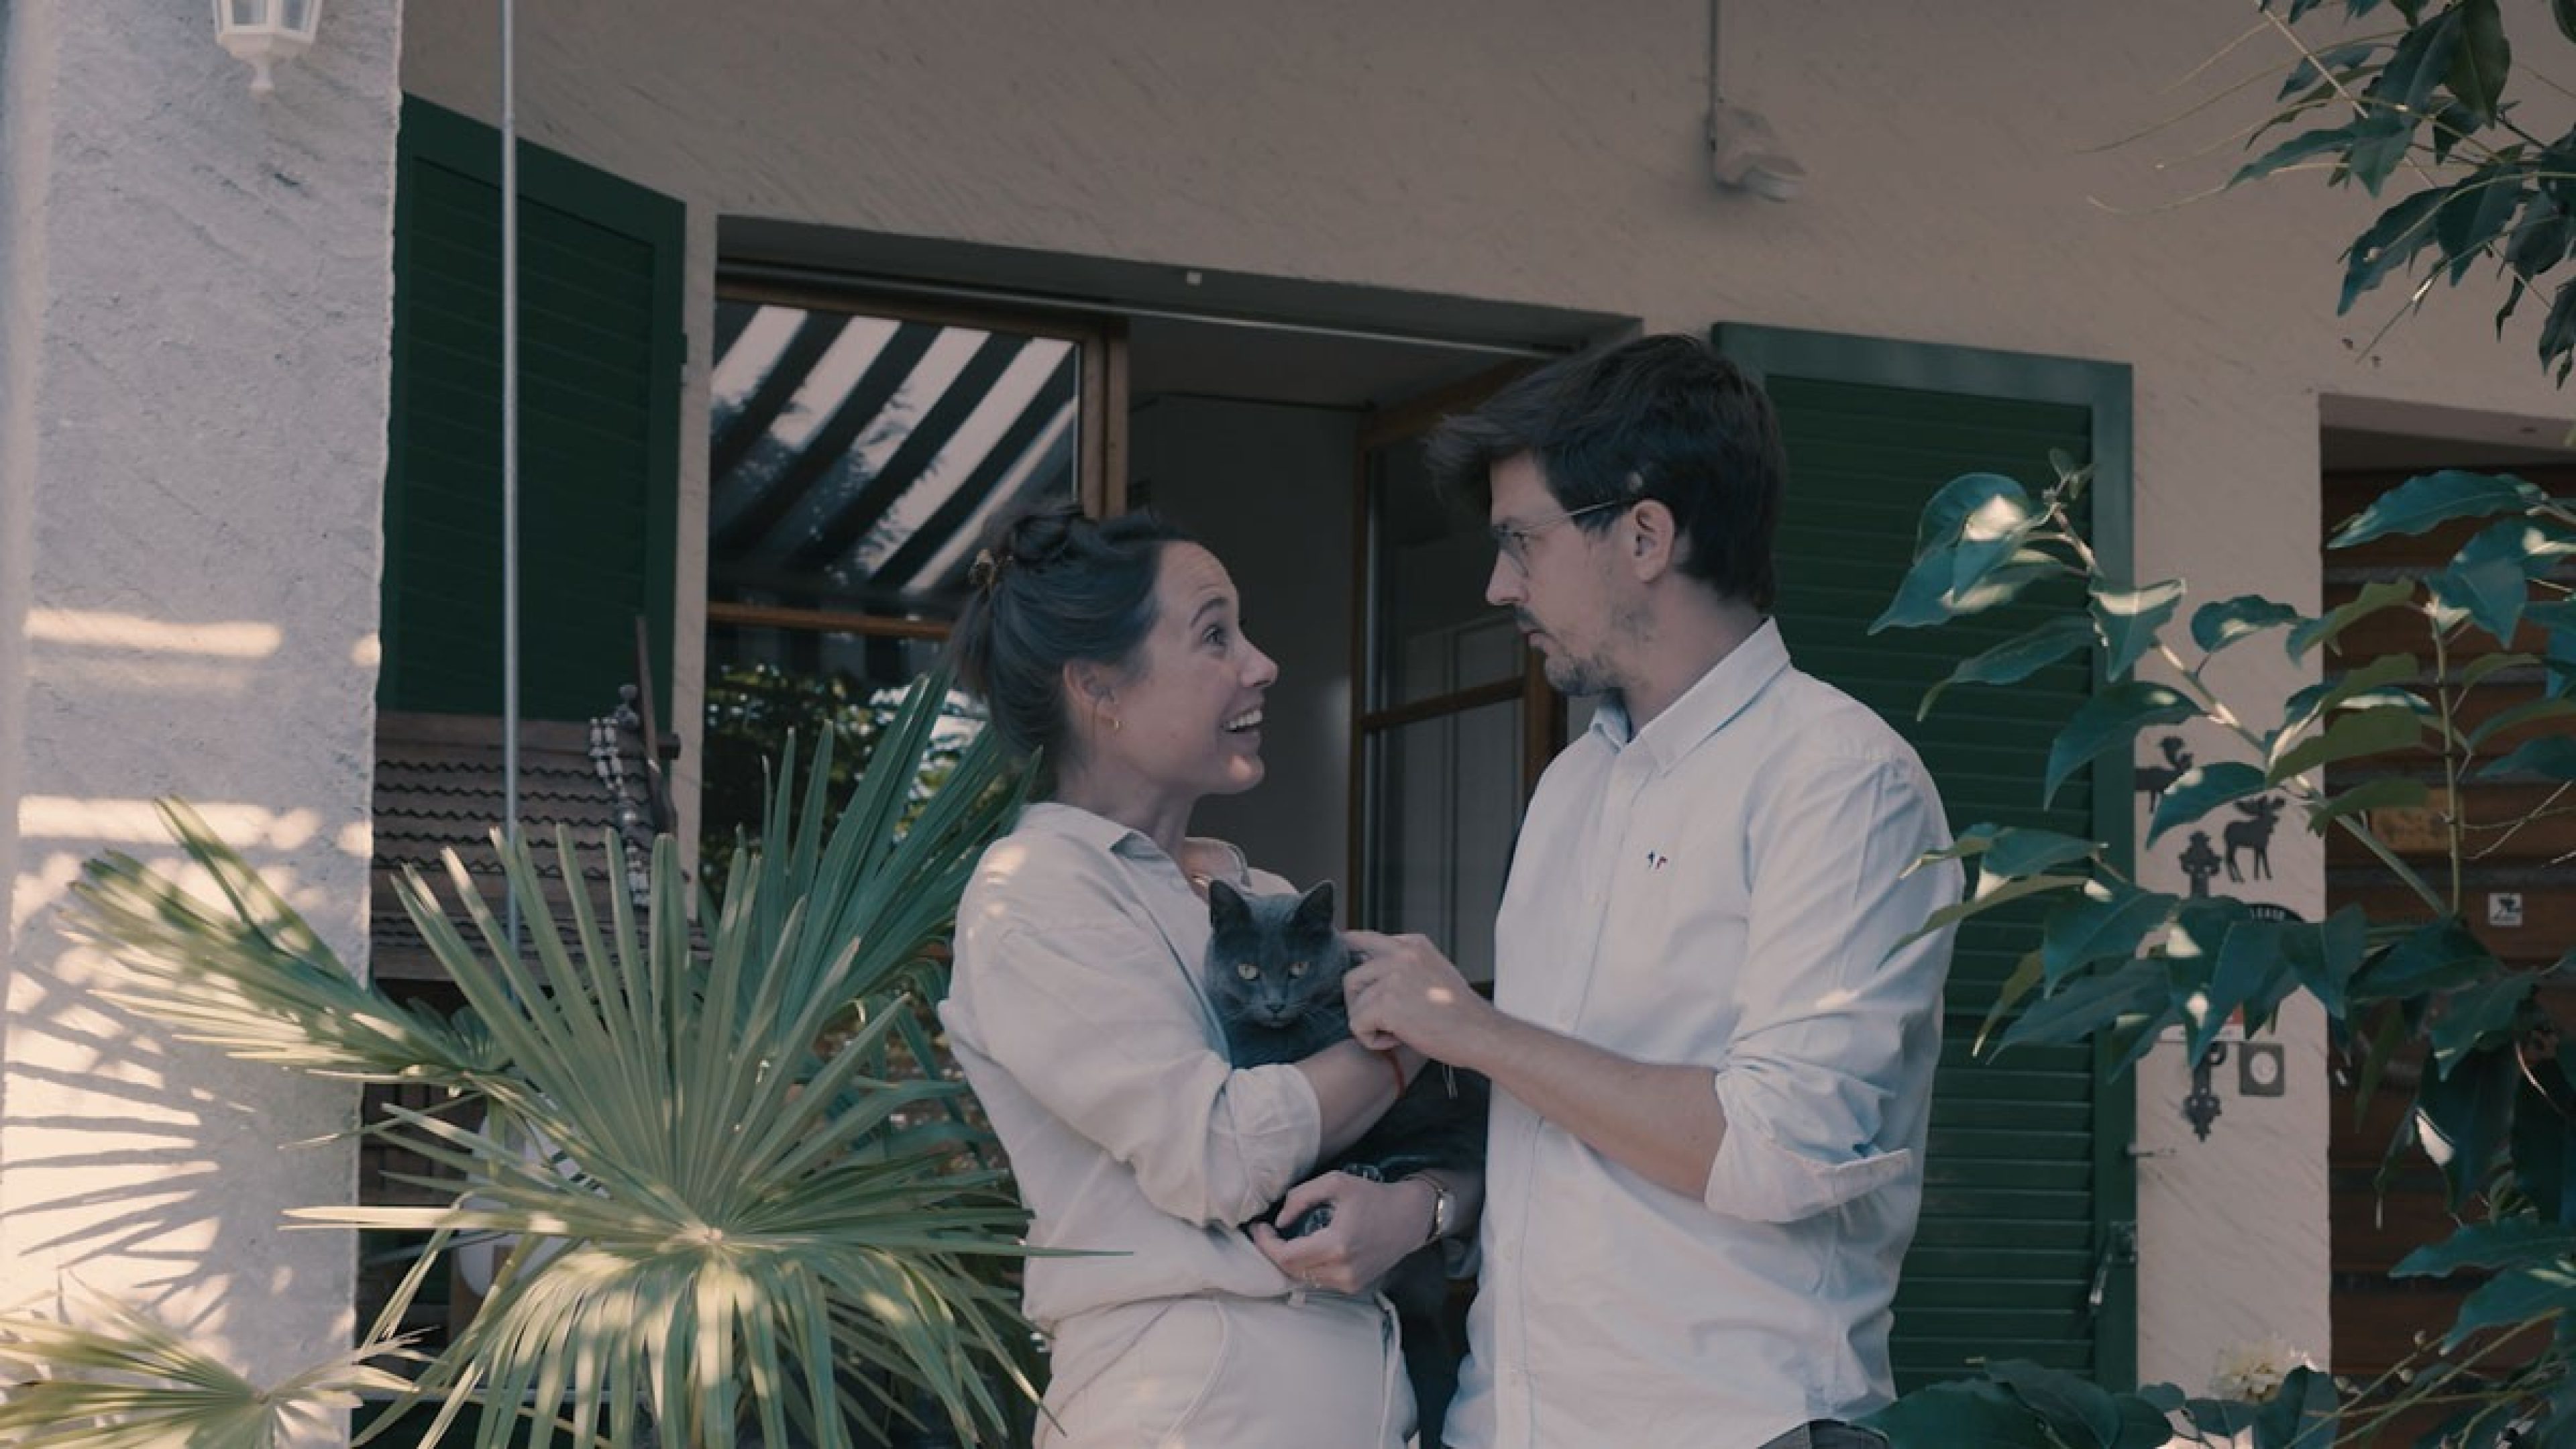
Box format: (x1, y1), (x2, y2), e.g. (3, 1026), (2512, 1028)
(0, 0), (402, 1413)
(391, 0), (2576, 1387)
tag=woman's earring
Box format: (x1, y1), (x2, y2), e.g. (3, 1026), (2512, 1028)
(1109, 716), (1124, 733)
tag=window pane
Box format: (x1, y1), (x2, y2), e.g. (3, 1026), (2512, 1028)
(1367, 435), (1517, 710)
(699, 623), (982, 894)
(707, 297), (1081, 625)
(1360, 698), (1520, 983)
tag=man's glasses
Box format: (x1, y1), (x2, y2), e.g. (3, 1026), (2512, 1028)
(1490, 499), (1633, 568)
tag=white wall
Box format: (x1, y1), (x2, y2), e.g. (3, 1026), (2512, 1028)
(391, 0), (2576, 1385)
(0, 0), (401, 1418)
(1131, 396), (1358, 895)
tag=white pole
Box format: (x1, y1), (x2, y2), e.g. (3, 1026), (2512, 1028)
(500, 0), (522, 951)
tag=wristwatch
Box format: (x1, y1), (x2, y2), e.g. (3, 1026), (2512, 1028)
(1413, 1175), (1456, 1245)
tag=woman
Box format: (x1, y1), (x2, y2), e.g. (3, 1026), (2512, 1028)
(941, 502), (1474, 1448)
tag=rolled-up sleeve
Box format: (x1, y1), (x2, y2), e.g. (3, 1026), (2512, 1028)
(965, 917), (1321, 1227)
(1703, 751), (1958, 1223)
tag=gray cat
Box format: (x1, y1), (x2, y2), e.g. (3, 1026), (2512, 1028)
(1205, 877), (1487, 1445)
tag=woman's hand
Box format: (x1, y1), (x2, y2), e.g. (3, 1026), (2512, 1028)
(1248, 1171), (1434, 1295)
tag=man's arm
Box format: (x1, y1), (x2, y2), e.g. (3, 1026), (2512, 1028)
(1342, 936), (1725, 1199)
(1345, 751), (1960, 1219)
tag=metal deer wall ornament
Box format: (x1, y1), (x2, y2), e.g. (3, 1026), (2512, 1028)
(2134, 735), (2194, 806)
(2224, 796), (2284, 883)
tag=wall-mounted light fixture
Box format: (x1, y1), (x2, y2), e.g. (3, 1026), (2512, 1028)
(1707, 0), (1805, 201)
(213, 0), (322, 95)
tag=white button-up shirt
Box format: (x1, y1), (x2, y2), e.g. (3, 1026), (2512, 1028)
(1447, 621), (1960, 1449)
(941, 804), (1320, 1328)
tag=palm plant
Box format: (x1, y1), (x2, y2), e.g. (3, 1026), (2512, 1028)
(29, 672), (1038, 1449)
(0, 1292), (417, 1449)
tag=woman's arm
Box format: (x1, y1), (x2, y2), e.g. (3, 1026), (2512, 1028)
(1295, 1038), (1423, 1157)
(1248, 1165), (1483, 1295)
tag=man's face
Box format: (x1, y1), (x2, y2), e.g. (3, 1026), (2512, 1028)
(1483, 452), (1625, 698)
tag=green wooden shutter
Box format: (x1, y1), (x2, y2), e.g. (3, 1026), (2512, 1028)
(1715, 325), (2138, 1392)
(381, 96), (682, 720)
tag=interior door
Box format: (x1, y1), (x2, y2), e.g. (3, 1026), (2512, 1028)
(1348, 371), (1552, 975)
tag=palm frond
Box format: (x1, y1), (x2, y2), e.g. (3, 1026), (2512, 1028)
(0, 1290), (417, 1449)
(64, 800), (498, 1087)
(313, 671), (1036, 1449)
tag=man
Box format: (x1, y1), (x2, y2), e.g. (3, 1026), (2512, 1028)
(1344, 335), (1961, 1449)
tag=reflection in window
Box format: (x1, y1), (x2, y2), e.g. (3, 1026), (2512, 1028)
(708, 300), (1082, 619)
(702, 294), (1088, 882)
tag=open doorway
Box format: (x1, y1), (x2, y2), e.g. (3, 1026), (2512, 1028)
(2318, 398), (2576, 1438)
(696, 233), (1625, 948)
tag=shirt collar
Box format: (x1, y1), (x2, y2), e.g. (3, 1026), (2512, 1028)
(1018, 800), (1154, 857)
(1587, 617), (1792, 772)
(1016, 801), (1249, 884)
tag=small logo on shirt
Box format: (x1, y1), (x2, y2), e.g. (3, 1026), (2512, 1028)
(1644, 850), (1670, 871)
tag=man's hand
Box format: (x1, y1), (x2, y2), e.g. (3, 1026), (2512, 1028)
(1342, 930), (1497, 1067)
(1248, 1171), (1436, 1295)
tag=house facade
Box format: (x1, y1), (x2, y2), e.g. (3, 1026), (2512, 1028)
(7, 0), (2567, 1421)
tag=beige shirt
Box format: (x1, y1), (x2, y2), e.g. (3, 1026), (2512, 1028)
(939, 802), (1324, 1330)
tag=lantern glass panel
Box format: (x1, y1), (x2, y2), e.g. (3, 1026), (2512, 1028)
(281, 0), (314, 33)
(225, 0), (266, 27)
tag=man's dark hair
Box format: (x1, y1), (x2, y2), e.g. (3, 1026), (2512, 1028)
(1423, 334), (1786, 612)
(947, 500), (1193, 792)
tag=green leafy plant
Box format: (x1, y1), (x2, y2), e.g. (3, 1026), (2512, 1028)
(25, 671), (1039, 1449)
(1859, 455), (2576, 1445)
(2229, 0), (2576, 384)
(0, 1292), (417, 1449)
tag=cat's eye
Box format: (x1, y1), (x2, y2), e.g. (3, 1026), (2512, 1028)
(1236, 963), (1258, 981)
(1287, 962), (1307, 977)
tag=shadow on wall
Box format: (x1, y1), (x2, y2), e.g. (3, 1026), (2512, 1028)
(3, 604), (377, 1372)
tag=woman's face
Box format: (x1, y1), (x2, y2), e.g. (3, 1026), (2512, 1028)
(1081, 541), (1278, 802)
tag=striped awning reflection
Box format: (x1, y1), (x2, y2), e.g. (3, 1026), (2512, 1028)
(707, 299), (1080, 619)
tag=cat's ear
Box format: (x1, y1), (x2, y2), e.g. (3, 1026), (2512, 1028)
(1207, 877), (1249, 927)
(1293, 880), (1338, 932)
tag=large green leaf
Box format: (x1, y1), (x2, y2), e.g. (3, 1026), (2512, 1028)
(2443, 0), (2511, 125)
(2191, 594), (2303, 657)
(2266, 703), (2424, 785)
(2250, 1365), (2338, 1449)
(2288, 579), (2417, 659)
(2279, 906), (2372, 1023)
(1862, 1379), (2058, 1448)
(2354, 918), (2497, 1002)
(1999, 957), (2174, 1055)
(2328, 470), (2543, 548)
(2147, 761), (2270, 845)
(2443, 1264), (2576, 1348)
(2092, 579), (2185, 680)
(2234, 121), (2365, 186)
(2467, 696), (2576, 750)
(2041, 882), (2180, 983)
(1987, 1359), (2123, 1448)
(2306, 775), (2428, 830)
(2417, 1042), (2519, 1210)
(1918, 615), (2097, 719)
(2396, 1217), (2576, 1279)
(2429, 517), (2576, 643)
(2271, 653), (2422, 751)
(2341, 188), (2447, 307)
(1876, 474), (2055, 633)
(2045, 682), (2201, 806)
(2430, 971), (2534, 1077)
(2479, 734), (2576, 781)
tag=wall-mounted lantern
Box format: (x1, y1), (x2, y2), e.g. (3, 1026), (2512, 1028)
(213, 0), (321, 95)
